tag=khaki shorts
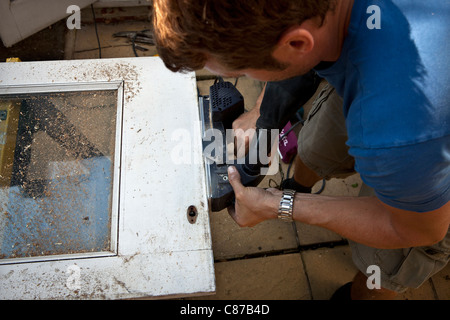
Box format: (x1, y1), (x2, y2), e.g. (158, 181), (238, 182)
(298, 83), (450, 293)
(298, 84), (355, 179)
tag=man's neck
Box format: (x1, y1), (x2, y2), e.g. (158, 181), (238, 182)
(318, 0), (355, 62)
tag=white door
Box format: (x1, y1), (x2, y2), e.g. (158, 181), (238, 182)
(0, 0), (99, 47)
(0, 57), (215, 299)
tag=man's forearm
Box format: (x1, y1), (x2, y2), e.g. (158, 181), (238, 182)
(227, 166), (449, 250)
(290, 193), (444, 249)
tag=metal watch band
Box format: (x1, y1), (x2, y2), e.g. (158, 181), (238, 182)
(278, 189), (296, 222)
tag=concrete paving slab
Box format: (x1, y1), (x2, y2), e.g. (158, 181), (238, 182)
(301, 246), (358, 300)
(210, 209), (298, 260)
(315, 174), (363, 197)
(296, 223), (344, 247)
(73, 43), (157, 60)
(188, 253), (311, 300)
(302, 246), (444, 300)
(431, 262), (450, 300)
(73, 21), (152, 52)
(81, 6), (151, 24)
(397, 280), (438, 300)
(296, 174), (362, 246)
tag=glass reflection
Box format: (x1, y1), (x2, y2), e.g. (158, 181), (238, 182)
(0, 90), (117, 259)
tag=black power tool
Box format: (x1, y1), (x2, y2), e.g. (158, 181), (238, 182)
(199, 79), (273, 212)
(200, 72), (322, 212)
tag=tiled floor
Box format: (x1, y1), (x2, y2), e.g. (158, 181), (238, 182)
(7, 6), (449, 300)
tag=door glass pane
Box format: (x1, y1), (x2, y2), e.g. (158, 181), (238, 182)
(0, 90), (117, 259)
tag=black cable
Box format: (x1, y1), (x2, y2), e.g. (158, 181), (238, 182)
(131, 33), (138, 57)
(278, 154), (326, 194)
(314, 179), (327, 194)
(278, 119), (305, 142)
(91, 4), (102, 59)
(277, 123), (327, 194)
(131, 29), (149, 57)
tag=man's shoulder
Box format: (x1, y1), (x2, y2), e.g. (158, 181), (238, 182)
(344, 0), (450, 149)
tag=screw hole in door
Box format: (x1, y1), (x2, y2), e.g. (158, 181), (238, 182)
(187, 205), (198, 224)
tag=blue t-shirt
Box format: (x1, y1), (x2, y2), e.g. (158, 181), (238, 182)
(314, 0), (449, 212)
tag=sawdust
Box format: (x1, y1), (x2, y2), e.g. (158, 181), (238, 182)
(57, 62), (142, 103)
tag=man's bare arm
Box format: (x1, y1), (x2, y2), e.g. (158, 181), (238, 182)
(227, 166), (450, 249)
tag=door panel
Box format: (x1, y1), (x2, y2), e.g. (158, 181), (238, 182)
(0, 57), (215, 299)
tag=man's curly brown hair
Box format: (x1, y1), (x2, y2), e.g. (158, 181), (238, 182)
(152, 0), (335, 73)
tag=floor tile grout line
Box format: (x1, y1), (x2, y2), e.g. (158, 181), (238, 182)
(213, 239), (350, 263)
(74, 44), (135, 54)
(291, 221), (314, 299)
(428, 278), (440, 300)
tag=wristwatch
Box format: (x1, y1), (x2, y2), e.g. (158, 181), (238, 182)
(278, 189), (296, 222)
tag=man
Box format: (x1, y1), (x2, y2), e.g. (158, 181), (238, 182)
(152, 0), (450, 299)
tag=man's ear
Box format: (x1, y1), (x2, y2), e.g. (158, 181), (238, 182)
(273, 26), (315, 60)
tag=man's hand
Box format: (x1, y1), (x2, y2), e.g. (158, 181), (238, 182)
(232, 108), (259, 157)
(226, 166), (280, 227)
(232, 84), (266, 157)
